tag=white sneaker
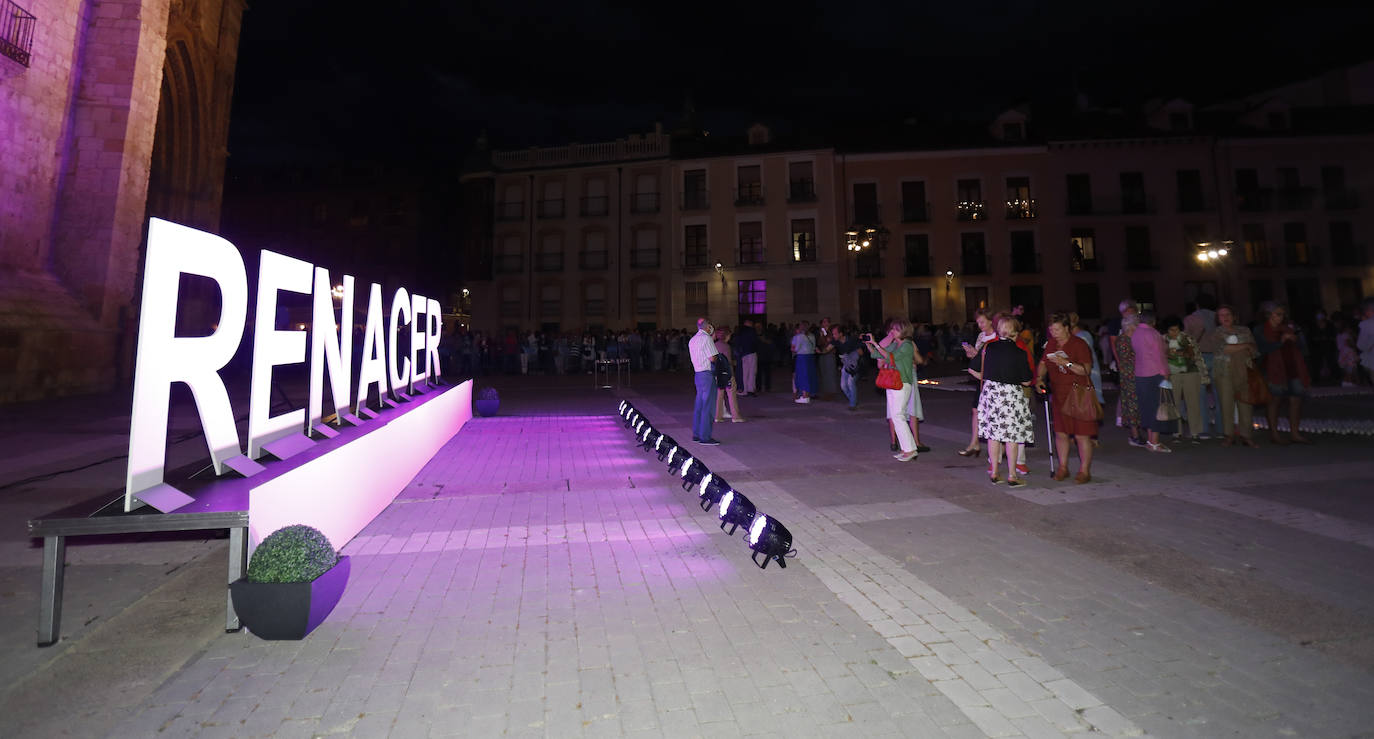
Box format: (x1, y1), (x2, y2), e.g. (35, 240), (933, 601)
(723, 411), (732, 418)
(794, 396), (811, 404)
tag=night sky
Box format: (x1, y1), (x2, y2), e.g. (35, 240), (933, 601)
(227, 1), (1373, 169)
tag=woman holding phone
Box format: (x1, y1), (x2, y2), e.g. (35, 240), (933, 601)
(864, 318), (920, 462)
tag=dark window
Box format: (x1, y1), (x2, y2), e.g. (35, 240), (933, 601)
(1067, 174), (1093, 215)
(1125, 226), (1153, 270)
(852, 183), (880, 224)
(684, 225), (708, 268)
(1242, 223), (1271, 266)
(1074, 282), (1102, 320)
(788, 161), (816, 202)
(793, 278), (818, 315)
(1322, 166), (1357, 209)
(859, 289), (883, 328)
(904, 234), (931, 276)
(736, 165), (763, 205)
(1283, 222), (1312, 266)
(791, 219), (817, 262)
(1129, 281), (1156, 313)
(901, 181), (929, 222)
(960, 233), (988, 275)
(1176, 169), (1206, 212)
(683, 169), (708, 210)
(1235, 168), (1269, 212)
(1330, 221), (1360, 266)
(738, 222), (764, 264)
(1010, 231), (1038, 273)
(907, 288), (933, 324)
(1120, 172), (1147, 213)
(685, 281), (708, 316)
(964, 287), (989, 324)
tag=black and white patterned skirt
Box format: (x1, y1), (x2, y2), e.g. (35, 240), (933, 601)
(977, 380), (1034, 444)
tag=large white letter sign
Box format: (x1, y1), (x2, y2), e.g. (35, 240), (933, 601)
(388, 287), (412, 397)
(308, 269), (354, 433)
(126, 218), (249, 512)
(355, 283), (389, 415)
(409, 292), (428, 390)
(248, 250), (314, 460)
(425, 297), (442, 384)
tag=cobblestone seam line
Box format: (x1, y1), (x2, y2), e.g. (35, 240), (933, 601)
(751, 479), (1152, 738)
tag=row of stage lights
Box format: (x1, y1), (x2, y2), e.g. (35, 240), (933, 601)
(618, 400), (796, 569)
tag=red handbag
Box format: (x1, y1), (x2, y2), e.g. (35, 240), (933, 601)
(875, 367), (902, 390)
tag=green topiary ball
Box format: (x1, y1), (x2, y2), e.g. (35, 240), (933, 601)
(246, 525), (339, 583)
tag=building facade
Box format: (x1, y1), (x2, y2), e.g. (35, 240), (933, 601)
(0, 0), (244, 402)
(460, 69), (1374, 334)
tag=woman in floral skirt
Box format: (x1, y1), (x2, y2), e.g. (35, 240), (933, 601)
(1113, 315), (1143, 446)
(969, 316), (1035, 487)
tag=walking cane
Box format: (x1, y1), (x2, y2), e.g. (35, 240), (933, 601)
(1039, 386), (1056, 475)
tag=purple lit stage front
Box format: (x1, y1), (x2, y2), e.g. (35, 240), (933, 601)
(248, 380), (471, 551)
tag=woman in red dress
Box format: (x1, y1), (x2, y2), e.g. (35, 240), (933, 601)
(1037, 312), (1098, 483)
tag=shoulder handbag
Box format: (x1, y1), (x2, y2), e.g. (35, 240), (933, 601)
(1156, 386), (1181, 422)
(874, 342), (903, 390)
(1063, 382), (1103, 421)
(1237, 365), (1272, 405)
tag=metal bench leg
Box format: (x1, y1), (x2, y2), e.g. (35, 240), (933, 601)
(38, 535), (65, 647)
(226, 527), (247, 631)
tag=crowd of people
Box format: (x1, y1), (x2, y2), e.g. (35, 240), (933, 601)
(448, 295), (1374, 486)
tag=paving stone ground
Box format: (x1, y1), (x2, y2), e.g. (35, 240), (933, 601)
(3, 370), (1374, 737)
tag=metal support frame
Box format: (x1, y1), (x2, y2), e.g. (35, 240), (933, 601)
(29, 497), (249, 647)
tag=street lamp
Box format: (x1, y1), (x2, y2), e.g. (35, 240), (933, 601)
(845, 227), (881, 252)
(1194, 240), (1233, 262)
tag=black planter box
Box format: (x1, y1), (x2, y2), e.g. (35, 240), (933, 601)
(230, 555), (350, 640)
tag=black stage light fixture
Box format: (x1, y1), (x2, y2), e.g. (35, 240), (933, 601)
(638, 425), (656, 448)
(679, 457), (708, 489)
(618, 400), (627, 416)
(747, 514), (795, 569)
(667, 449), (692, 476)
(696, 472), (730, 512)
(716, 489), (756, 536)
(655, 435), (679, 461)
(625, 410), (639, 428)
(633, 417), (649, 437)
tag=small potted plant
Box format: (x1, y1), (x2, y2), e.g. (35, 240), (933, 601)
(474, 386), (500, 416)
(230, 525), (350, 640)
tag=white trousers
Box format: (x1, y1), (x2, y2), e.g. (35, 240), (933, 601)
(886, 382), (917, 453)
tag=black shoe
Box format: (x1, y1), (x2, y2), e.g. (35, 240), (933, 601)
(692, 436), (701, 442)
(699, 438), (721, 446)
(890, 441), (899, 452)
(916, 445), (931, 453)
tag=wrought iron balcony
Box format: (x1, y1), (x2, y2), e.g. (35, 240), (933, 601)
(1, 1), (35, 67)
(1124, 251), (1158, 271)
(536, 199), (565, 219)
(956, 200), (987, 222)
(494, 255), (524, 273)
(580, 196), (609, 217)
(1273, 188), (1315, 211)
(681, 190), (710, 211)
(580, 251), (608, 270)
(904, 255), (932, 277)
(1236, 189), (1273, 212)
(960, 253), (989, 275)
(1120, 195), (1154, 214)
(1325, 188), (1359, 210)
(1010, 252), (1041, 274)
(1005, 199), (1037, 220)
(630, 249), (660, 269)
(1330, 243), (1367, 267)
(496, 201), (524, 221)
(631, 192), (660, 214)
(1070, 255), (1103, 272)
(1284, 244), (1319, 267)
(901, 201), (930, 223)
(787, 180), (817, 203)
(734, 184), (765, 207)
(738, 242), (765, 265)
(534, 254), (564, 272)
(1243, 247), (1276, 268)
